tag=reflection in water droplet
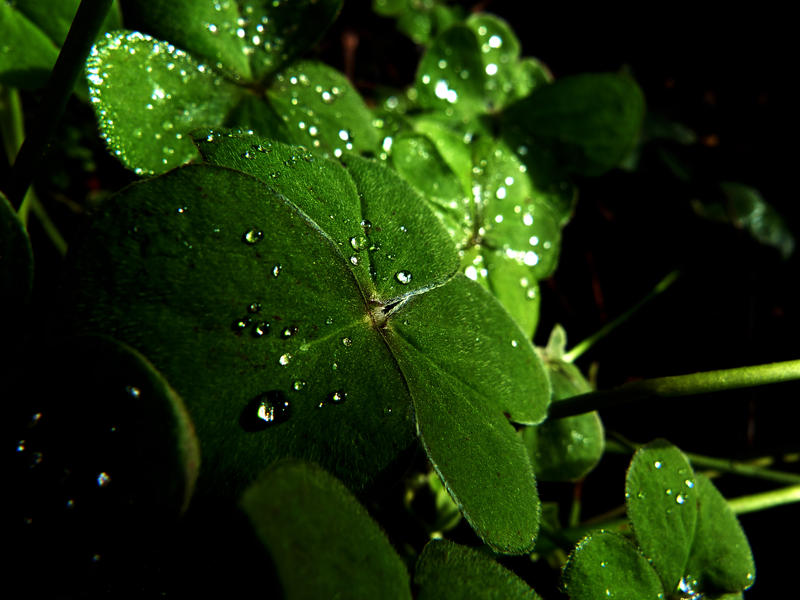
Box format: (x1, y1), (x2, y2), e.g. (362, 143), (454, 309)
(676, 494), (686, 504)
(251, 321), (269, 337)
(242, 391), (291, 431)
(30, 412), (42, 425)
(17, 439), (26, 452)
(272, 264), (282, 277)
(243, 229), (264, 244)
(341, 337), (352, 347)
(281, 326), (298, 338)
(232, 317), (251, 333)
(96, 472), (111, 487)
(665, 488), (672, 495)
(395, 271), (412, 284)
(360, 219), (372, 232)
(292, 380), (306, 391)
(125, 385), (141, 398)
(350, 255), (359, 265)
(654, 461), (662, 469)
(685, 479), (695, 488)
(330, 390), (346, 403)
(248, 302), (262, 313)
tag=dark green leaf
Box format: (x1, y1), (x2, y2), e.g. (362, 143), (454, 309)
(415, 540), (542, 599)
(87, 31), (241, 174)
(266, 60), (379, 157)
(685, 474), (756, 595)
(416, 25), (486, 117)
(523, 327), (604, 481)
(693, 182), (795, 258)
(124, 0), (342, 81)
(0, 2), (59, 88)
(14, 0), (121, 48)
(241, 460), (411, 600)
(625, 439), (698, 593)
(502, 73), (645, 178)
(0, 192), (33, 313)
(562, 531), (664, 600)
(66, 135), (551, 554)
(12, 335), (200, 562)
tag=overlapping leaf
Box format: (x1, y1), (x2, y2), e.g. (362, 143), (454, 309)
(415, 540), (542, 599)
(242, 460), (411, 599)
(86, 1), (376, 174)
(0, 192), (33, 314)
(65, 133), (550, 553)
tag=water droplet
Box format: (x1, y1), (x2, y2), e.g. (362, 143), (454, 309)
(125, 385), (141, 398)
(30, 412), (42, 425)
(350, 255), (359, 265)
(251, 321), (269, 337)
(232, 317), (251, 333)
(676, 494), (686, 504)
(16, 439), (25, 452)
(395, 271), (412, 284)
(685, 479), (695, 488)
(96, 472), (111, 487)
(272, 264), (282, 277)
(360, 219), (372, 232)
(350, 235), (368, 251)
(330, 390), (346, 403)
(66, 499), (75, 509)
(243, 229), (263, 244)
(292, 380), (306, 391)
(600, 561), (607, 568)
(248, 302), (262, 313)
(341, 337), (352, 347)
(29, 451), (43, 467)
(665, 488), (672, 496)
(246, 391), (291, 429)
(654, 461), (662, 469)
(281, 325), (298, 338)
(242, 150), (255, 159)
(511, 339), (518, 348)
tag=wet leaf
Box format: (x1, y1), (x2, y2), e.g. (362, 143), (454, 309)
(241, 460), (411, 600)
(124, 0), (342, 81)
(267, 61), (380, 157)
(416, 25), (486, 117)
(11, 336), (199, 575)
(502, 73), (645, 179)
(87, 31), (242, 175)
(415, 539), (542, 599)
(65, 135), (551, 553)
(625, 439), (698, 593)
(685, 474), (756, 595)
(562, 531), (664, 600)
(0, 192), (34, 314)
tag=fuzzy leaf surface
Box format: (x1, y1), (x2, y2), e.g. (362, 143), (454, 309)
(562, 531), (664, 600)
(242, 460), (411, 600)
(415, 540), (541, 599)
(66, 137), (550, 553)
(625, 439), (699, 593)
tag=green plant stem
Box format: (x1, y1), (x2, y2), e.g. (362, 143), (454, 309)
(605, 437), (800, 485)
(563, 269), (680, 363)
(727, 485), (800, 515)
(7, 0), (113, 209)
(549, 359), (800, 419)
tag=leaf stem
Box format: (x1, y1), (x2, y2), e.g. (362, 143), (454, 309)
(6, 0), (112, 209)
(605, 437), (800, 485)
(563, 270), (680, 363)
(549, 359), (800, 419)
(726, 485), (800, 515)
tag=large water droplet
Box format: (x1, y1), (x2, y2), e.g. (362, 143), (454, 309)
(279, 353), (292, 366)
(395, 271), (412, 284)
(243, 229), (263, 244)
(241, 391), (291, 431)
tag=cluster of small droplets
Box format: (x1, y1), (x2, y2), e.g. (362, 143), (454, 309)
(87, 31), (230, 174)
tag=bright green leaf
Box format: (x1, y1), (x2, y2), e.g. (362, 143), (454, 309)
(266, 60), (380, 157)
(87, 31), (241, 174)
(65, 136), (551, 556)
(416, 25), (486, 117)
(562, 531), (664, 600)
(502, 73), (645, 179)
(685, 474), (756, 595)
(241, 459), (411, 600)
(625, 439), (698, 593)
(415, 539), (542, 599)
(0, 192), (33, 314)
(123, 0), (342, 82)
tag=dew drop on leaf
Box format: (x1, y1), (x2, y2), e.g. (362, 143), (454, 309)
(241, 391), (291, 431)
(278, 353), (292, 366)
(248, 302), (262, 314)
(341, 337), (352, 347)
(292, 380), (306, 391)
(251, 321), (270, 337)
(272, 264), (282, 277)
(329, 390), (346, 404)
(125, 386), (141, 399)
(243, 229), (264, 244)
(281, 326), (298, 338)
(96, 472), (111, 487)
(395, 270), (412, 284)
(232, 317), (251, 333)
